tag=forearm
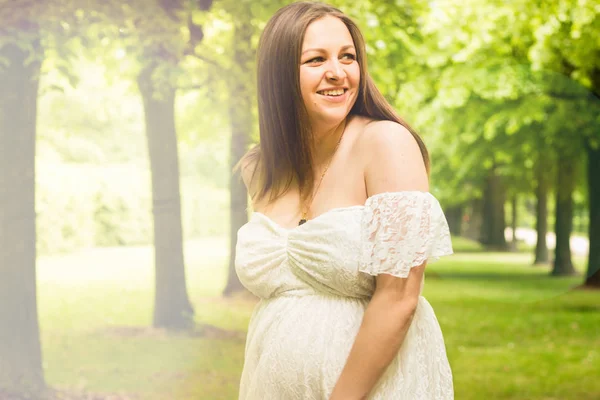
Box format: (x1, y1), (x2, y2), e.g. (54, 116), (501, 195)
(329, 294), (418, 400)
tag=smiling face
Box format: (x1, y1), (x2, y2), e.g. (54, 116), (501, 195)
(300, 16), (360, 128)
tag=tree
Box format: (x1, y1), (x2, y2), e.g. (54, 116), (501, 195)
(480, 165), (508, 250)
(533, 154), (551, 264)
(221, 3), (256, 296)
(585, 135), (600, 286)
(0, 3), (47, 397)
(412, 0), (600, 274)
(81, 0), (241, 325)
(527, 0), (600, 286)
(137, 62), (196, 328)
(190, 0), (286, 297)
(552, 149), (579, 276)
(0, 33), (46, 399)
(133, 0), (215, 328)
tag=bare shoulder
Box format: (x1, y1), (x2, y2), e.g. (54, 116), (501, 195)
(360, 120), (419, 151)
(358, 119), (429, 194)
(353, 119), (422, 170)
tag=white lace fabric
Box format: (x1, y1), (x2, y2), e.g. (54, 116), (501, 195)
(235, 191), (454, 399)
(360, 191), (453, 278)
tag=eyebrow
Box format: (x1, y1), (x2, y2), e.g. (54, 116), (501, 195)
(301, 45), (356, 55)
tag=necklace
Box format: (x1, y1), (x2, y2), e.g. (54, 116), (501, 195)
(298, 122), (346, 226)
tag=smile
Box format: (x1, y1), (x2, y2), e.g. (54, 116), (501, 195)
(317, 88), (347, 96)
(316, 89), (349, 103)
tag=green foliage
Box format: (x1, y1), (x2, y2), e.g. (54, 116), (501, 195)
(529, 0), (600, 90)
(36, 163), (229, 255)
(38, 65), (147, 163)
(8, 0), (600, 255)
(36, 163), (150, 254)
(394, 0), (600, 210)
(33, 21), (235, 256)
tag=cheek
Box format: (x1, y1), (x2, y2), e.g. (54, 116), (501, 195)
(349, 64), (360, 85)
(300, 70), (321, 103)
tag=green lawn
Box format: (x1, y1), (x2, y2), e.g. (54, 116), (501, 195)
(37, 237), (599, 399)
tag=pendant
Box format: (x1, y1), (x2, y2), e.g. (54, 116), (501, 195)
(298, 218), (307, 226)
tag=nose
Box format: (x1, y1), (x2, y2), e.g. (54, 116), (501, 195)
(326, 59), (346, 81)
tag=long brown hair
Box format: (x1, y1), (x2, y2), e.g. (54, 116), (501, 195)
(235, 1), (430, 206)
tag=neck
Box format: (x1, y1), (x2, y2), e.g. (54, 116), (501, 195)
(310, 118), (347, 165)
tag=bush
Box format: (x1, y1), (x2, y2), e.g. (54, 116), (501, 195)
(36, 162), (229, 255)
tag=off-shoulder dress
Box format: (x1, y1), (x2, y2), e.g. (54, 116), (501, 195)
(235, 191), (454, 400)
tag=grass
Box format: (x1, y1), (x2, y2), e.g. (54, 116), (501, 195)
(36, 236), (599, 399)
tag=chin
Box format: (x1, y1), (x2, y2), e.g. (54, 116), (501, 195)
(311, 113), (348, 127)
(311, 107), (352, 125)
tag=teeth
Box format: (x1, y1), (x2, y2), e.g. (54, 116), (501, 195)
(320, 89), (345, 96)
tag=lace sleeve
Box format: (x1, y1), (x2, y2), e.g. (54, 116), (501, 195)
(359, 191), (453, 278)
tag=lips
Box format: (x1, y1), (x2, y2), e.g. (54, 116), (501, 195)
(316, 88), (348, 96)
(316, 89), (349, 103)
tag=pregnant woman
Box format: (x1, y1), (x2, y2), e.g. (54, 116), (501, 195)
(234, 2), (454, 399)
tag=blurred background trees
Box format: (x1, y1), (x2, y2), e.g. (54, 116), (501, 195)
(1, 0), (598, 397)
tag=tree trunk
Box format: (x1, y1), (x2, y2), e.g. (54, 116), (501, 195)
(464, 198), (482, 242)
(138, 64), (194, 329)
(552, 155), (578, 276)
(480, 168), (508, 250)
(576, 203), (586, 234)
(510, 195), (518, 251)
(223, 15), (255, 297)
(445, 204), (463, 236)
(584, 142), (600, 287)
(0, 40), (46, 396)
(534, 160), (549, 264)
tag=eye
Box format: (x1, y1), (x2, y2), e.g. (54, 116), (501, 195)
(305, 56), (325, 64)
(341, 53), (356, 61)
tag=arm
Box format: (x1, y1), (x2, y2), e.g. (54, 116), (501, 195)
(329, 121), (429, 400)
(329, 267), (424, 399)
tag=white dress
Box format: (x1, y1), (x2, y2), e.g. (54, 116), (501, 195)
(235, 191), (454, 400)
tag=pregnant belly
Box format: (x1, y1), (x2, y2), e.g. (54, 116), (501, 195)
(243, 294), (370, 395)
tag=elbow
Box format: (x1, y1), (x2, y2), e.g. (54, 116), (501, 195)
(399, 298), (418, 321)
(391, 295), (419, 325)
(372, 292), (419, 324)
(373, 290), (419, 314)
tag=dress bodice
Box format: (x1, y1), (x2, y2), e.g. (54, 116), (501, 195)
(235, 191), (453, 300)
(235, 205), (376, 300)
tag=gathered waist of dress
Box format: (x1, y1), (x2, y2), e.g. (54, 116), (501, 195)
(267, 288), (371, 301)
(252, 292), (434, 326)
(266, 288), (429, 301)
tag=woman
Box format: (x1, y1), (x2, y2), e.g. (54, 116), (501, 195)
(234, 2), (454, 399)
